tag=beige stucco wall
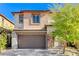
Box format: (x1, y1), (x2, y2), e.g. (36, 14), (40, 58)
(14, 12), (51, 30)
(24, 13), (48, 30)
(14, 13), (24, 29)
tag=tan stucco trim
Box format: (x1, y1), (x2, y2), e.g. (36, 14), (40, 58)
(14, 30), (47, 33)
(14, 30), (47, 35)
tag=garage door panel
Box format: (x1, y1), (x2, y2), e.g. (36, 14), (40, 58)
(18, 35), (45, 49)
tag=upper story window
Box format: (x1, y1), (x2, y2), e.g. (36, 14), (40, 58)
(19, 14), (23, 24)
(32, 15), (40, 23)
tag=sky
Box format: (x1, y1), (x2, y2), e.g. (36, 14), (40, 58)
(0, 3), (55, 23)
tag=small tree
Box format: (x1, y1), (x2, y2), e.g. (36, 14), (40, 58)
(0, 30), (7, 52)
(50, 4), (79, 49)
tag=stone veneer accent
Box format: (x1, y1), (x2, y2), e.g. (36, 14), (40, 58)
(12, 32), (18, 49)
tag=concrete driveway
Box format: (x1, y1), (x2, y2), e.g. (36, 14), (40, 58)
(0, 49), (64, 56)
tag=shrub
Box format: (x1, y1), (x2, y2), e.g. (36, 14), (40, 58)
(0, 30), (7, 52)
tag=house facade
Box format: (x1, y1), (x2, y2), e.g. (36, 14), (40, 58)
(12, 10), (54, 49)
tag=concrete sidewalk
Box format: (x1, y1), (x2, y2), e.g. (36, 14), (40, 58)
(0, 49), (64, 56)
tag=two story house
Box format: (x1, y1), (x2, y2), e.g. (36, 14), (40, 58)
(12, 10), (53, 49)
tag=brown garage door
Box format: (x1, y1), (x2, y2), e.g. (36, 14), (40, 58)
(18, 35), (46, 49)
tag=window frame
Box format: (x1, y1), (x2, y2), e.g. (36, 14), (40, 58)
(32, 14), (40, 24)
(19, 14), (24, 24)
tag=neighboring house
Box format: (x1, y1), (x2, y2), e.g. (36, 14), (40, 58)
(0, 14), (14, 30)
(12, 10), (53, 49)
(0, 14), (14, 48)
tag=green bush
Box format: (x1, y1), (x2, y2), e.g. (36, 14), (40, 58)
(74, 40), (79, 49)
(0, 31), (7, 52)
